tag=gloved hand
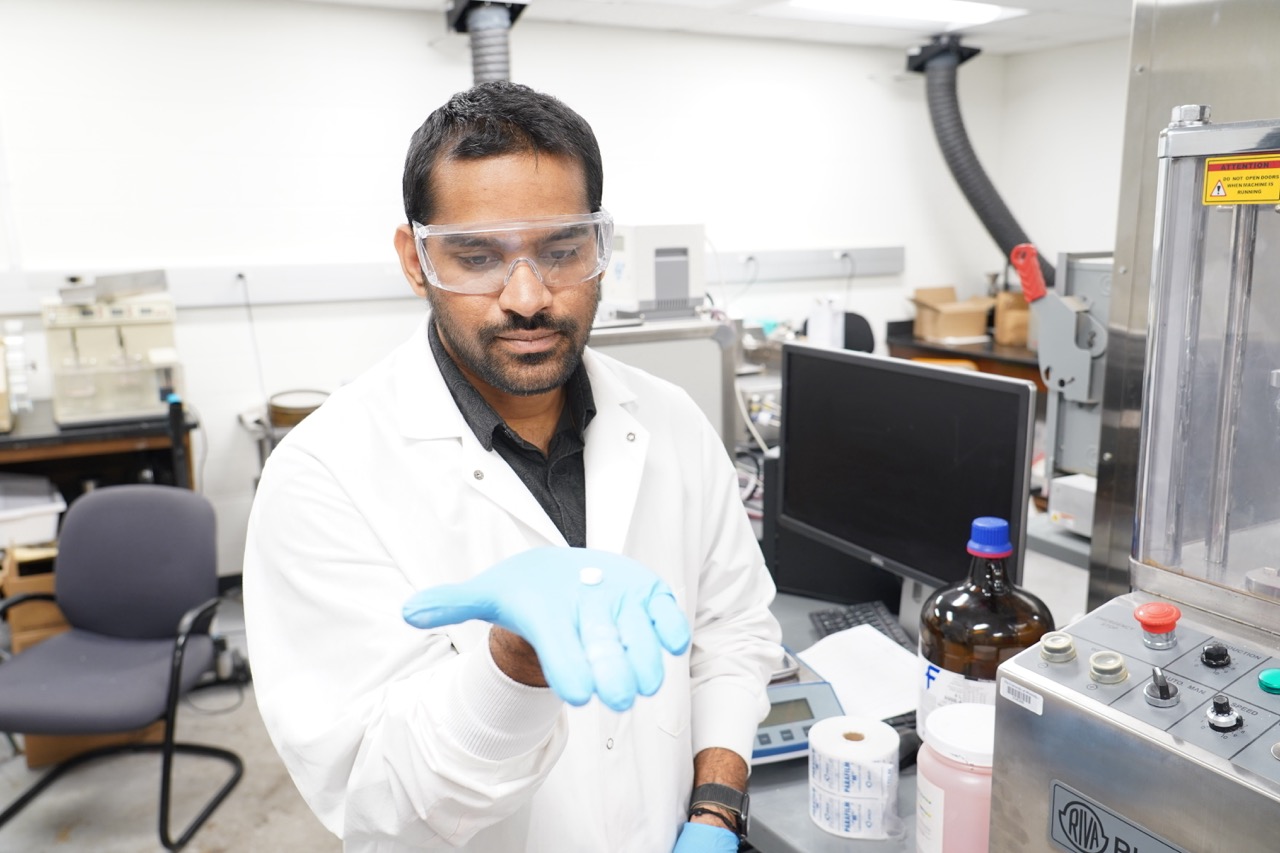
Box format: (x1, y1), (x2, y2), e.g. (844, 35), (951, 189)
(402, 546), (690, 711)
(672, 821), (740, 852)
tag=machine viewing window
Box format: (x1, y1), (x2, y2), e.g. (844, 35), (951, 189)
(777, 344), (1035, 591)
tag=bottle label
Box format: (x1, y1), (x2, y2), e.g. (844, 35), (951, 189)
(915, 766), (945, 853)
(918, 655), (997, 729)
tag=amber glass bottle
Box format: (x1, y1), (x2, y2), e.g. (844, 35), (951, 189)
(917, 516), (1054, 730)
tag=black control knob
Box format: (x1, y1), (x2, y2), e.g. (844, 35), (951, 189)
(1201, 641), (1232, 668)
(1144, 667), (1180, 708)
(1206, 693), (1243, 732)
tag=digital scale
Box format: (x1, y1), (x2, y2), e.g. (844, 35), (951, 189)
(752, 680), (843, 765)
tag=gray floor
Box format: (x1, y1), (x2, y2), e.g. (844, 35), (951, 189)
(0, 589), (340, 852)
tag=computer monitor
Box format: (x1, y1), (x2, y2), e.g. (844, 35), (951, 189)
(775, 344), (1035, 595)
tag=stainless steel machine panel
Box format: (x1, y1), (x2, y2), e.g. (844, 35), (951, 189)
(992, 592), (1280, 852)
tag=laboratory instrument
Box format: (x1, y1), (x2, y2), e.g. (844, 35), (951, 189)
(1011, 248), (1111, 538)
(599, 223), (705, 321)
(753, 680), (843, 765)
(991, 107), (1280, 852)
(42, 290), (182, 426)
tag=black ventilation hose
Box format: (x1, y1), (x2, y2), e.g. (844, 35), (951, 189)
(920, 47), (1055, 289)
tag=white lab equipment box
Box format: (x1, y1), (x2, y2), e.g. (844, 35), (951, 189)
(0, 473), (67, 547)
(1047, 472), (1095, 538)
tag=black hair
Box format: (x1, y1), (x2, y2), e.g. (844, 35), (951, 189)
(401, 81), (604, 225)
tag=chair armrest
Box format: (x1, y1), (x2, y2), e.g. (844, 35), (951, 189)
(167, 597), (223, 712)
(0, 591), (57, 618)
(176, 597), (221, 639)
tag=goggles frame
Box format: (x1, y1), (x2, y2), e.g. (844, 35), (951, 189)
(411, 210), (614, 295)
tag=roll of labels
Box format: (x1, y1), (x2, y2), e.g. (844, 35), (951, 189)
(807, 716), (905, 840)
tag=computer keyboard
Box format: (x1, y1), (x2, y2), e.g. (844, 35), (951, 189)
(808, 598), (915, 651)
(808, 599), (919, 736)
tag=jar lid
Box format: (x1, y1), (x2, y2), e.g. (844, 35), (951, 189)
(923, 703), (995, 767)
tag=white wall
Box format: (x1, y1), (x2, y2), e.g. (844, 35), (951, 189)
(0, 0), (1130, 576)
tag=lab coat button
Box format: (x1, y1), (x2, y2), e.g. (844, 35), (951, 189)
(606, 738), (614, 749)
(473, 470), (484, 480)
(626, 432), (635, 442)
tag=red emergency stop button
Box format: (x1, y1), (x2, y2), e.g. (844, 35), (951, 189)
(1134, 602), (1181, 650)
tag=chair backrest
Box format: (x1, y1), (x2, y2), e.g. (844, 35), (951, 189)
(54, 485), (218, 639)
(843, 313), (875, 353)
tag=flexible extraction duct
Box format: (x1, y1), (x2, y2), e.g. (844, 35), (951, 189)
(466, 4), (513, 84)
(909, 36), (1055, 289)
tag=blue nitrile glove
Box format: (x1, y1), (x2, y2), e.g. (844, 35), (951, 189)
(672, 821), (740, 852)
(402, 547), (691, 711)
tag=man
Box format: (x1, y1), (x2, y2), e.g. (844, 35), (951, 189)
(244, 81), (781, 852)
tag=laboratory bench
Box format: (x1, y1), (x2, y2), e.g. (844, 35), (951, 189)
(0, 399), (196, 504)
(748, 593), (918, 853)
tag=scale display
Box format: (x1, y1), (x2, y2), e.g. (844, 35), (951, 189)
(752, 680), (843, 765)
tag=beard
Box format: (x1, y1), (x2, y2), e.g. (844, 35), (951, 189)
(427, 288), (599, 397)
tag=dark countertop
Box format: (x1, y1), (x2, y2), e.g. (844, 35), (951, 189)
(884, 333), (1040, 368)
(0, 399), (194, 452)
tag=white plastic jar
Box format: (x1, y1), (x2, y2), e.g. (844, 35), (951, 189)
(915, 702), (995, 853)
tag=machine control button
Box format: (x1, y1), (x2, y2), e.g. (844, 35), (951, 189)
(1206, 694), (1243, 733)
(1259, 669), (1280, 695)
(1039, 632), (1077, 663)
(1271, 742), (1280, 762)
(1089, 650), (1129, 684)
(1144, 667), (1180, 708)
(1200, 641), (1232, 668)
(1133, 602), (1181, 649)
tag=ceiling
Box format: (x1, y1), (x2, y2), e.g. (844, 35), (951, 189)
(297, 0), (1134, 55)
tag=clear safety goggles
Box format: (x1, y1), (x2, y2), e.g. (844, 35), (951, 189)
(411, 210), (614, 295)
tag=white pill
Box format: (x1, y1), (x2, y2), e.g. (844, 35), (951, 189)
(579, 566), (604, 586)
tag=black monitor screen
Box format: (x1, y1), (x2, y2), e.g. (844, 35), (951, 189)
(777, 344), (1035, 590)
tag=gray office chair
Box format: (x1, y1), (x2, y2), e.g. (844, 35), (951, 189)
(0, 484), (243, 851)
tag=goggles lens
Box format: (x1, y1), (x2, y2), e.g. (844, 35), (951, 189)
(412, 211), (614, 294)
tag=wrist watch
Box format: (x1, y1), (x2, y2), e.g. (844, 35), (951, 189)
(689, 782), (750, 838)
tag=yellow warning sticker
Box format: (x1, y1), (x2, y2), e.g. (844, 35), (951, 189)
(1203, 153), (1280, 204)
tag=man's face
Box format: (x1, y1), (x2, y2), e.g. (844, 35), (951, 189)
(395, 153), (601, 400)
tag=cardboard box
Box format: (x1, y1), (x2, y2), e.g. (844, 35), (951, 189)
(23, 722), (166, 769)
(0, 545), (66, 640)
(910, 287), (995, 342)
(994, 290), (1030, 347)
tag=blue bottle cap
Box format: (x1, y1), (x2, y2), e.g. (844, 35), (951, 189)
(967, 516), (1012, 557)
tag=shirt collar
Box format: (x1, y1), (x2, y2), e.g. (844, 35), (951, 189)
(427, 317), (596, 451)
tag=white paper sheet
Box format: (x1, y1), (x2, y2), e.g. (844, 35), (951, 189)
(795, 624), (918, 722)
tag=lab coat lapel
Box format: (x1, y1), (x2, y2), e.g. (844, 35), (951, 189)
(461, 437), (567, 546)
(582, 349), (648, 554)
(391, 319), (566, 547)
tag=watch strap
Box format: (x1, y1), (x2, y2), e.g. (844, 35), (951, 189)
(689, 782), (749, 836)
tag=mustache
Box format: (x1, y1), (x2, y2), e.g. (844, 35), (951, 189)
(487, 312), (580, 336)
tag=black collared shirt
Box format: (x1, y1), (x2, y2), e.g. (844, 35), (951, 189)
(428, 320), (595, 547)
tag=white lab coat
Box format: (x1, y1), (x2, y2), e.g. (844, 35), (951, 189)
(243, 319), (782, 852)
